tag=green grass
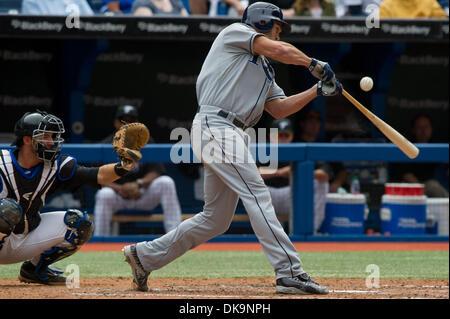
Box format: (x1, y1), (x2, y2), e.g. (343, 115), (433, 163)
(0, 251), (448, 280)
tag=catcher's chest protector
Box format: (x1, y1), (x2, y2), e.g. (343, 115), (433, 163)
(0, 150), (74, 234)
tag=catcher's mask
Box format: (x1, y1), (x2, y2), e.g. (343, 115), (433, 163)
(241, 2), (291, 35)
(13, 110), (65, 162)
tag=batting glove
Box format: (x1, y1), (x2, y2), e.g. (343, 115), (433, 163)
(317, 77), (343, 96)
(309, 58), (335, 82)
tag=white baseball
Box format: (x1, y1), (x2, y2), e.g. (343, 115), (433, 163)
(360, 76), (373, 92)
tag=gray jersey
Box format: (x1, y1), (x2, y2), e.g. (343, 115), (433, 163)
(196, 23), (286, 128)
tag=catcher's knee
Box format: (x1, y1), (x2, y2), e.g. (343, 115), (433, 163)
(33, 209), (94, 273)
(64, 209), (94, 246)
(0, 198), (23, 237)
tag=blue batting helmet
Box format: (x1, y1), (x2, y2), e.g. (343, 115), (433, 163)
(241, 2), (291, 34)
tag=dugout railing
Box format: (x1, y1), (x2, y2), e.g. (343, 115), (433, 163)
(3, 142), (444, 243)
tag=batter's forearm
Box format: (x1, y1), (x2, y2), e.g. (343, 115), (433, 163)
(265, 85), (318, 119)
(275, 42), (313, 66)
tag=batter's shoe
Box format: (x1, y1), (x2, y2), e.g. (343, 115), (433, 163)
(276, 273), (329, 295)
(123, 244), (150, 292)
(18, 260), (67, 285)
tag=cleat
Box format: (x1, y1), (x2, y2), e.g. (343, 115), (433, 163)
(276, 273), (329, 295)
(123, 244), (150, 292)
(18, 260), (66, 286)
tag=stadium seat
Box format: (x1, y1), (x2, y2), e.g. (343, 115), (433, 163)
(0, 0), (21, 13)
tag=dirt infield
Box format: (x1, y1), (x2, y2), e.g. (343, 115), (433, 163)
(1, 242), (448, 299)
(0, 277), (448, 299)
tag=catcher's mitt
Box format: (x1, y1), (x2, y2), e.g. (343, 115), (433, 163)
(113, 122), (150, 171)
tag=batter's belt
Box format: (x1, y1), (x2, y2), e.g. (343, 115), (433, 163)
(217, 110), (246, 129)
(197, 105), (247, 130)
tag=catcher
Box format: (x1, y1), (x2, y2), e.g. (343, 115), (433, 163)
(0, 110), (149, 285)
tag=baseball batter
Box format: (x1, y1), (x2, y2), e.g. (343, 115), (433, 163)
(123, 1), (342, 294)
(0, 110), (145, 285)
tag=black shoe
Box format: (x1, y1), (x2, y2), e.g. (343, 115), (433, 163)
(18, 261), (67, 285)
(276, 273), (329, 295)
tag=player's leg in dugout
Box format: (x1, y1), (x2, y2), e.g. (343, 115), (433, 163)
(94, 177), (182, 236)
(137, 175), (182, 233)
(135, 165), (239, 271)
(268, 186), (291, 216)
(93, 187), (122, 236)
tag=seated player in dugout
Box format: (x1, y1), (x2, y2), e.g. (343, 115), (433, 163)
(0, 110), (141, 285)
(93, 105), (182, 236)
(389, 113), (449, 198)
(295, 109), (348, 193)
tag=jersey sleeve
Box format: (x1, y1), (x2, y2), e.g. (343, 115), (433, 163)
(266, 81), (286, 102)
(57, 155), (77, 181)
(223, 23), (263, 55)
(59, 165), (101, 191)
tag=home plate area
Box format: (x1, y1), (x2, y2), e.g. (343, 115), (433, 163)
(0, 277), (448, 299)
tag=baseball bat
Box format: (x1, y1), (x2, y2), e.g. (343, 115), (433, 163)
(342, 89), (419, 159)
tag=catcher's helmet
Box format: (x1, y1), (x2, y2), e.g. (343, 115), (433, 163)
(13, 110), (65, 162)
(242, 2), (291, 34)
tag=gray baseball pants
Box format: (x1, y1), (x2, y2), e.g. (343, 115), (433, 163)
(135, 112), (304, 279)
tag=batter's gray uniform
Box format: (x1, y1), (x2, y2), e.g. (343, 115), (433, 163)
(135, 22), (305, 279)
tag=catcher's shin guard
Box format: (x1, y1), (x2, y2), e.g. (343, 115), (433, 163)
(25, 209), (93, 283)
